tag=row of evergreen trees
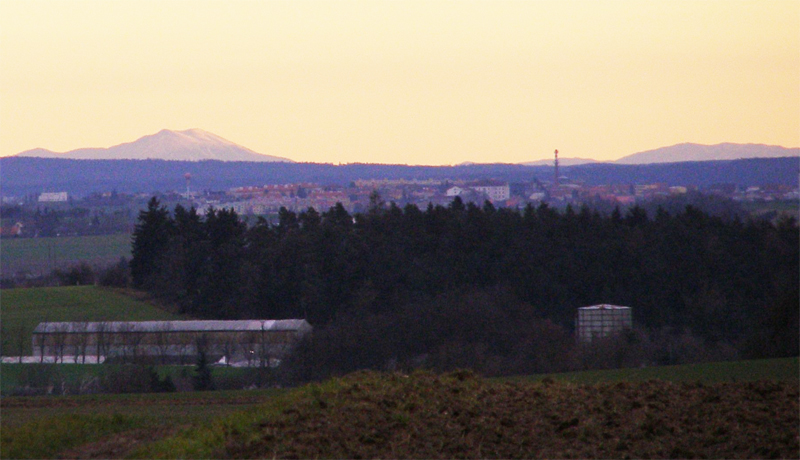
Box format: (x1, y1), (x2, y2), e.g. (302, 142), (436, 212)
(131, 197), (798, 377)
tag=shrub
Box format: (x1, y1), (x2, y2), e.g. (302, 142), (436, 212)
(13, 364), (62, 395)
(99, 257), (130, 287)
(100, 365), (174, 394)
(54, 262), (95, 286)
(1, 413), (137, 459)
(193, 350), (215, 391)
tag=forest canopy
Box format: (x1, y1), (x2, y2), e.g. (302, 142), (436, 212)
(131, 197), (799, 379)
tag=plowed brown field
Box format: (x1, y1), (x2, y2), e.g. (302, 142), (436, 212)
(221, 371), (799, 459)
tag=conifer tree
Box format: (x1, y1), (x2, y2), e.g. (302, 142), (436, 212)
(130, 197), (174, 288)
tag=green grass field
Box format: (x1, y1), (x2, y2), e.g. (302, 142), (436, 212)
(502, 356), (800, 384)
(0, 233), (131, 277)
(0, 363), (265, 395)
(1, 388), (286, 459)
(2, 379), (285, 426)
(0, 285), (183, 355)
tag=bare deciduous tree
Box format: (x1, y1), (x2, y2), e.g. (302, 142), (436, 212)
(259, 321), (269, 369)
(244, 331), (259, 367)
(116, 322), (136, 363)
(177, 332), (192, 364)
(14, 324), (28, 363)
(51, 323), (69, 364)
(72, 322), (90, 363)
(35, 327), (48, 363)
(128, 324), (146, 363)
(155, 321), (173, 364)
(96, 321), (109, 362)
(221, 336), (236, 367)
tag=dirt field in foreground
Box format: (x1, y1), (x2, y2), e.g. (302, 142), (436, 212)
(221, 371), (799, 459)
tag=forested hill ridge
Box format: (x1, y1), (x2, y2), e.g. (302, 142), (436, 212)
(131, 197), (798, 380)
(1, 156), (797, 196)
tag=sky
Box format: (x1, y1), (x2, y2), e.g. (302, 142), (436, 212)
(1, 0), (798, 166)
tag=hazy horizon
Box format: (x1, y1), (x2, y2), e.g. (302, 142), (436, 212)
(8, 127), (799, 166)
(2, 1), (798, 166)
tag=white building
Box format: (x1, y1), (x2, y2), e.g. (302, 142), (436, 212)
(38, 192), (68, 203)
(31, 319), (312, 366)
(575, 304), (632, 343)
(470, 182), (510, 201)
(446, 186), (465, 197)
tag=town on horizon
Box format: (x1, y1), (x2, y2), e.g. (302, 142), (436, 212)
(4, 156), (796, 243)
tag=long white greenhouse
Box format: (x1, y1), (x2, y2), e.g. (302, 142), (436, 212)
(30, 319), (312, 366)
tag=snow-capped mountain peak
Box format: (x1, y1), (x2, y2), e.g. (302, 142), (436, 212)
(15, 129), (293, 162)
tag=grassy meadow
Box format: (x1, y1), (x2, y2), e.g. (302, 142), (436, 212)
(0, 285), (183, 355)
(502, 356), (800, 384)
(0, 363), (266, 395)
(1, 388), (285, 459)
(0, 233), (131, 277)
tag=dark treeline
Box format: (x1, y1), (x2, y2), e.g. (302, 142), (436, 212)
(0, 204), (133, 237)
(131, 197), (798, 380)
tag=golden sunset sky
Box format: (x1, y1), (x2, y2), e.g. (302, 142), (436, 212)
(1, 0), (797, 165)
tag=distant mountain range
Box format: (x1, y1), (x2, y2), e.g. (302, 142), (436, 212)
(11, 129), (798, 165)
(522, 143), (798, 166)
(14, 129), (293, 163)
(614, 143), (799, 164)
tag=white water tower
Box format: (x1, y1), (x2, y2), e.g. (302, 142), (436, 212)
(575, 304), (632, 343)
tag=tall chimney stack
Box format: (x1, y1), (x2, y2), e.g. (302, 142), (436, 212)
(554, 149), (559, 187)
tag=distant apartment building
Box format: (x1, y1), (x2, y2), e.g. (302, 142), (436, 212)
(469, 181), (510, 201)
(38, 192), (68, 203)
(229, 200), (270, 216)
(634, 183), (670, 198)
(446, 186), (465, 197)
(354, 178), (446, 188)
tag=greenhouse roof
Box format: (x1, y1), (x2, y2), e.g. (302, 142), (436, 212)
(33, 319), (311, 334)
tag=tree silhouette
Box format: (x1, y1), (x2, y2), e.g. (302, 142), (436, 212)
(130, 197), (174, 289)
